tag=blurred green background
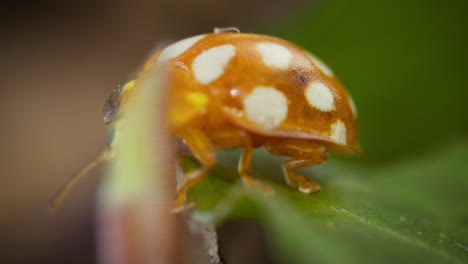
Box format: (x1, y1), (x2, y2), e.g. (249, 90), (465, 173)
(0, 0), (466, 263)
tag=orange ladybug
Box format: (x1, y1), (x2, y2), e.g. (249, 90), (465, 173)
(53, 28), (359, 211)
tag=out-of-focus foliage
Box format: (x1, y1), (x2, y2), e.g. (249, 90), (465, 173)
(182, 0), (468, 263)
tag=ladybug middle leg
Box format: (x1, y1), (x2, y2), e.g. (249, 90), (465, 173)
(210, 128), (275, 196)
(173, 128), (216, 212)
(238, 139), (276, 196)
(264, 139), (328, 194)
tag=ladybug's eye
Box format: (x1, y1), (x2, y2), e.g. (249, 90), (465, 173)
(102, 79), (137, 124)
(102, 85), (122, 124)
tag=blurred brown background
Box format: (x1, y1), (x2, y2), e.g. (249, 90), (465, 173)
(0, 0), (306, 263)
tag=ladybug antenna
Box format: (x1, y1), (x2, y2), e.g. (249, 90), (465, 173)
(49, 149), (112, 209)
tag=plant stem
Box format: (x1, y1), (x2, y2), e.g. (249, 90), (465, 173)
(96, 66), (185, 264)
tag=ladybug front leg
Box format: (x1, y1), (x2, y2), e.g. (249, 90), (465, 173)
(264, 140), (328, 194)
(173, 129), (216, 212)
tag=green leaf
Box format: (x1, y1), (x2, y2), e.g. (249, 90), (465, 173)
(187, 140), (468, 264)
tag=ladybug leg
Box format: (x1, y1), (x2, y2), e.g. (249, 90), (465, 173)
(239, 141), (276, 196)
(173, 129), (216, 212)
(282, 159), (325, 193)
(264, 140), (328, 194)
(210, 129), (275, 196)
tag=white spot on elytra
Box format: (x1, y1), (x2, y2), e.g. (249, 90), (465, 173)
(307, 52), (334, 76)
(331, 120), (347, 145)
(192, 44), (236, 84)
(257, 43), (292, 69)
(243, 86), (288, 129)
(305, 82), (335, 111)
(157, 34), (205, 64)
